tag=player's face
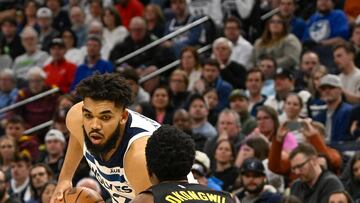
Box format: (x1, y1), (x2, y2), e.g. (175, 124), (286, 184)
(82, 98), (127, 154)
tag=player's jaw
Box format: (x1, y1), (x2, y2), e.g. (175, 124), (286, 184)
(83, 125), (121, 157)
(88, 130), (105, 145)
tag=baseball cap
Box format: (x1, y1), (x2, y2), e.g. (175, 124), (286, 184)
(275, 68), (294, 80)
(37, 7), (52, 18)
(45, 129), (66, 143)
(194, 151), (210, 174)
(191, 163), (207, 176)
(319, 74), (342, 89)
(229, 89), (248, 101)
(241, 158), (265, 175)
(49, 38), (65, 48)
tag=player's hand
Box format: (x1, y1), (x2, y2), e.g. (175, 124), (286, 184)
(50, 180), (72, 203)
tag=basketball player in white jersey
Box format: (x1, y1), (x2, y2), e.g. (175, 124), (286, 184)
(51, 74), (161, 203)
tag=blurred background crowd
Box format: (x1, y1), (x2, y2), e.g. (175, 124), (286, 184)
(0, 0), (360, 202)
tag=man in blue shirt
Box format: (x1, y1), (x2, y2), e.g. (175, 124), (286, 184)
(279, 0), (306, 40)
(71, 35), (113, 91)
(314, 74), (353, 143)
(0, 69), (17, 119)
(303, 0), (349, 45)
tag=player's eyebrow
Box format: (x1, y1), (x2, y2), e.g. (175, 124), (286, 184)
(99, 110), (113, 115)
(82, 107), (91, 113)
(82, 107), (113, 115)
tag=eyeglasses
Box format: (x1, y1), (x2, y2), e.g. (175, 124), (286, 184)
(291, 159), (311, 172)
(269, 19), (284, 24)
(0, 145), (13, 149)
(31, 172), (46, 178)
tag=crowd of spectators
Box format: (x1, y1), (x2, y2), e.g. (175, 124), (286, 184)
(0, 0), (360, 202)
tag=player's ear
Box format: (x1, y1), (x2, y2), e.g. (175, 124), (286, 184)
(120, 109), (129, 125)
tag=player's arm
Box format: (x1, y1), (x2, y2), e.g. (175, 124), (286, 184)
(124, 136), (152, 195)
(130, 193), (153, 203)
(51, 102), (85, 202)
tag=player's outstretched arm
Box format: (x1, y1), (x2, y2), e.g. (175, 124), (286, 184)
(51, 103), (85, 203)
(124, 136), (152, 195)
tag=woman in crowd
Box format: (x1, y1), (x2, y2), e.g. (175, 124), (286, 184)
(143, 3), (165, 38)
(212, 139), (239, 192)
(252, 14), (302, 70)
(169, 69), (190, 110)
(280, 93), (305, 143)
(178, 47), (202, 91)
(21, 0), (39, 31)
(235, 136), (284, 191)
(61, 29), (84, 65)
(345, 152), (360, 201)
(142, 86), (174, 125)
(102, 7), (128, 50)
(307, 65), (327, 118)
(203, 88), (219, 126)
(0, 136), (18, 181)
(40, 181), (57, 203)
(255, 105), (298, 152)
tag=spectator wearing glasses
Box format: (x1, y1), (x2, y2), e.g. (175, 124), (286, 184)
(290, 143), (344, 203)
(252, 14), (302, 70)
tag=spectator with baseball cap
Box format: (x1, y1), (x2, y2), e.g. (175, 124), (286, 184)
(265, 68), (311, 116)
(314, 74), (353, 143)
(191, 151), (222, 191)
(39, 129), (66, 179)
(43, 38), (76, 93)
(36, 7), (59, 52)
(235, 158), (283, 203)
(229, 89), (257, 135)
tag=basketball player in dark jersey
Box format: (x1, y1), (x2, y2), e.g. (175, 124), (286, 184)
(51, 74), (161, 203)
(131, 125), (234, 203)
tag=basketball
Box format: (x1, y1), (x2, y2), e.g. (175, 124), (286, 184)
(57, 187), (105, 203)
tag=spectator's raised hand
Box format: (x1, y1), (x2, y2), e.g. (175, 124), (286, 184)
(301, 118), (318, 138)
(276, 122), (288, 142)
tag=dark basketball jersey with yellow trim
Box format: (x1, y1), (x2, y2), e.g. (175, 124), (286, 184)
(142, 182), (234, 203)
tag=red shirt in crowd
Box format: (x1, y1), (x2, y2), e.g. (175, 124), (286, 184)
(115, 0), (144, 28)
(44, 59), (77, 93)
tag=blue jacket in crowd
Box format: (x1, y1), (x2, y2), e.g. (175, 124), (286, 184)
(314, 101), (353, 143)
(70, 59), (113, 91)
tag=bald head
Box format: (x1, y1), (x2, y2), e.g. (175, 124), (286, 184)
(88, 20), (103, 36)
(173, 109), (191, 131)
(70, 6), (85, 26)
(129, 17), (147, 43)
